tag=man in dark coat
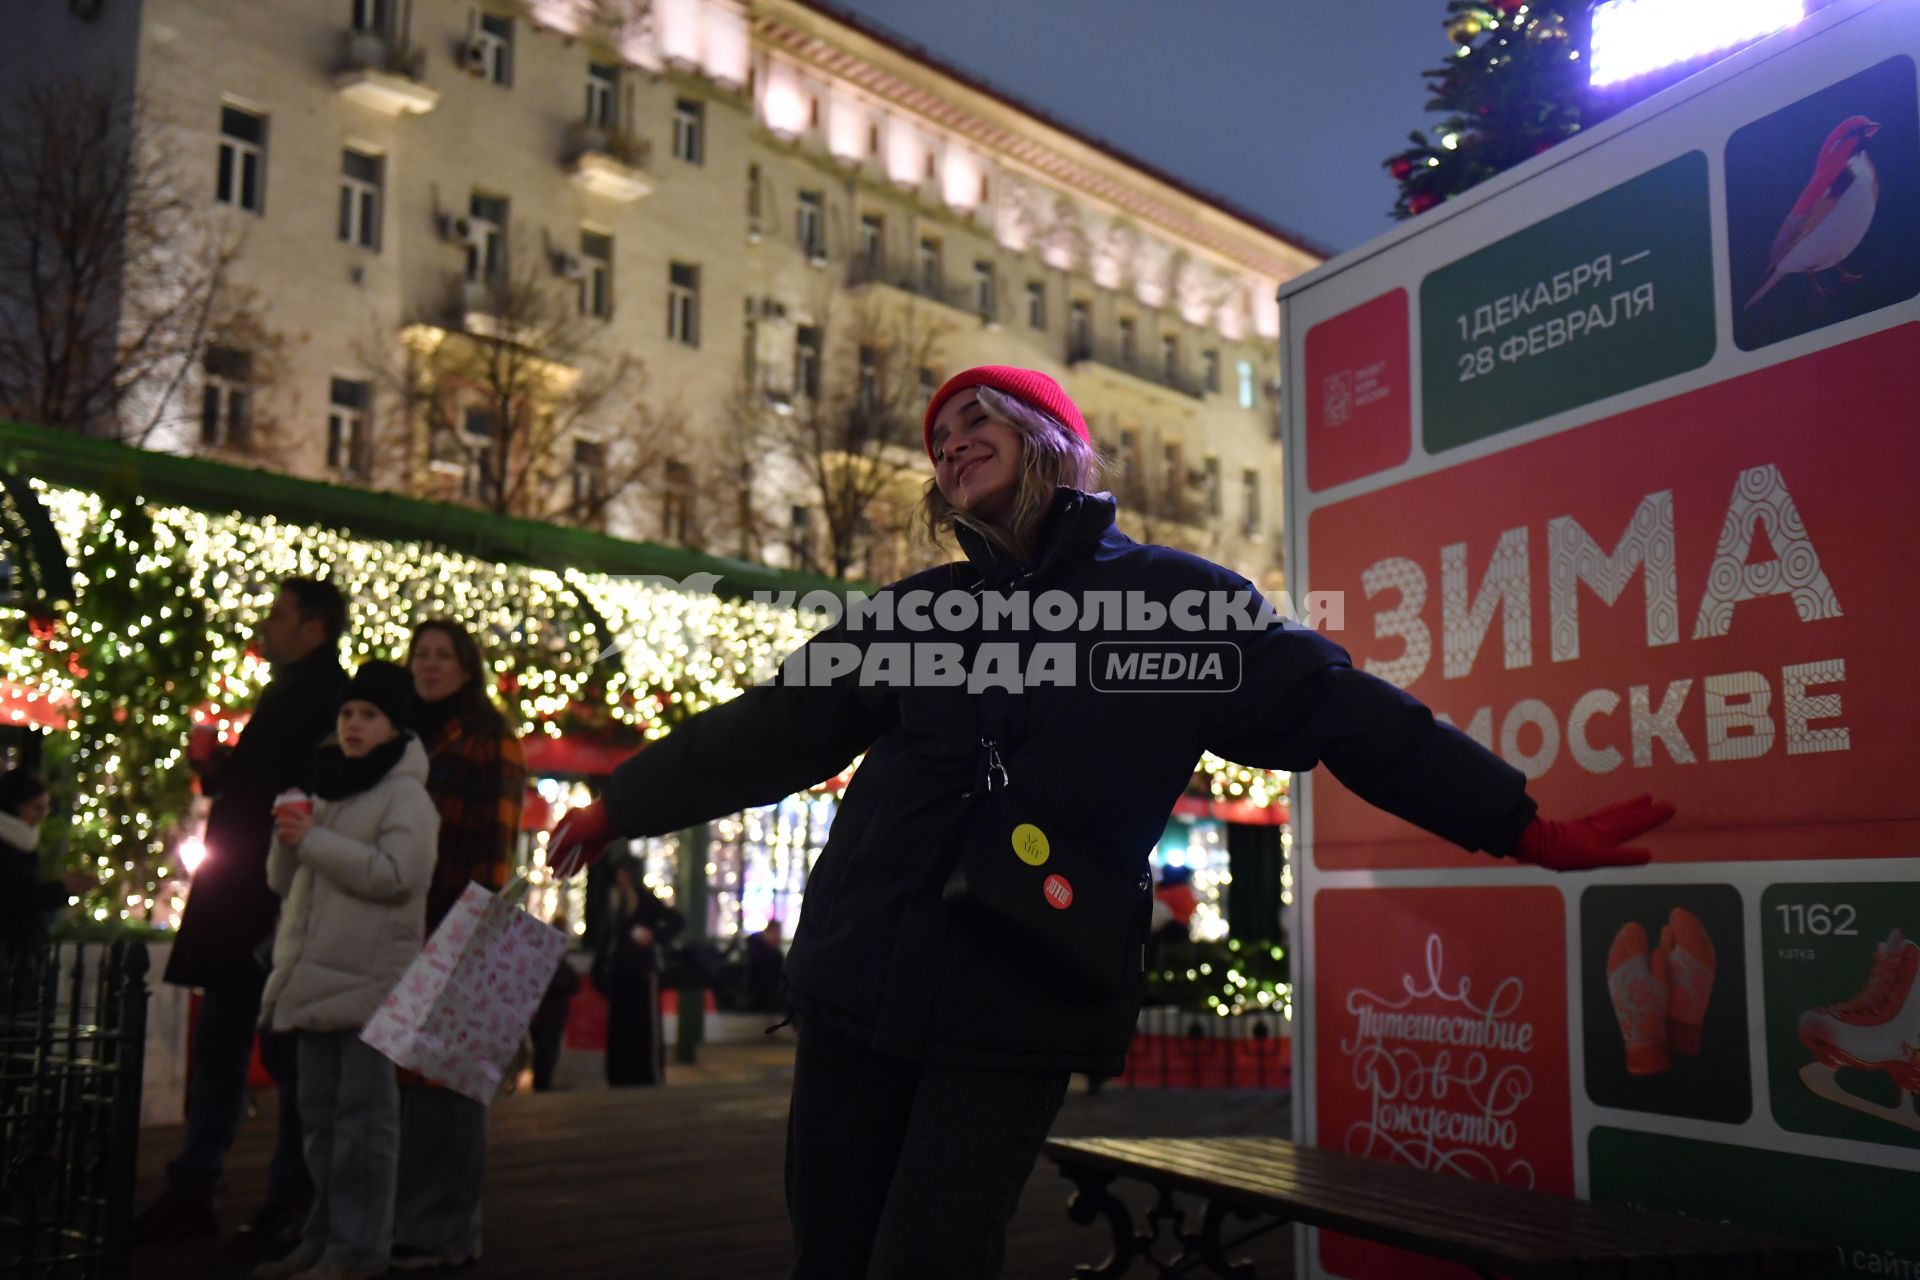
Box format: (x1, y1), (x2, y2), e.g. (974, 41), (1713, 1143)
(744, 917), (786, 1013)
(135, 578), (349, 1244)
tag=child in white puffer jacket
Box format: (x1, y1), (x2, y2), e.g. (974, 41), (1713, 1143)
(255, 660), (437, 1280)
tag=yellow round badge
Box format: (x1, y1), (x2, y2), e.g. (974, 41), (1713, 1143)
(1011, 823), (1050, 866)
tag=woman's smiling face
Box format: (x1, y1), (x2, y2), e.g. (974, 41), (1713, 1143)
(929, 392), (1023, 524)
(410, 627), (468, 703)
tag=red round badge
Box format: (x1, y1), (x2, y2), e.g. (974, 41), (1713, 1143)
(1042, 874), (1073, 910)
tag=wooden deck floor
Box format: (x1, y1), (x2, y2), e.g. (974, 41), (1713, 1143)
(131, 1037), (1297, 1279)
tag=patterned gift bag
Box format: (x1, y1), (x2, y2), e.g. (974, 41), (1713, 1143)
(360, 877), (568, 1105)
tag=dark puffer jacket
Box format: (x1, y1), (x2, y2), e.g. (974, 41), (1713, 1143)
(602, 490), (1533, 1074)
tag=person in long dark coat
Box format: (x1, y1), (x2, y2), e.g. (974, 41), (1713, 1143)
(592, 862), (685, 1086)
(136, 578), (349, 1246)
(550, 367), (1674, 1280)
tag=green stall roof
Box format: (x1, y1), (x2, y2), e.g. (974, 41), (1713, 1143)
(0, 420), (865, 601)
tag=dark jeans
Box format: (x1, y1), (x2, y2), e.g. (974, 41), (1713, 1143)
(165, 981), (311, 1208)
(785, 1018), (1069, 1280)
(529, 1011), (566, 1091)
(393, 1084), (487, 1257)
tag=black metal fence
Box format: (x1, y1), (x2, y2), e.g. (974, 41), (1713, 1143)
(1, 942), (149, 1280)
(1119, 1005), (1292, 1091)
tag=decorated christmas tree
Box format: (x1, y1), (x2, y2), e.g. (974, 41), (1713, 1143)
(1386, 1), (1591, 219)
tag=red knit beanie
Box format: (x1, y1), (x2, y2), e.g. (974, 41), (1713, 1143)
(922, 366), (1089, 458)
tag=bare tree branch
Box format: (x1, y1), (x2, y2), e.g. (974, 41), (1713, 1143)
(0, 75), (282, 445)
(762, 294), (950, 580)
(358, 229), (677, 529)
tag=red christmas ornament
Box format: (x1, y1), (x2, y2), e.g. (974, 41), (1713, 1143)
(27, 613), (58, 644)
(1409, 191), (1441, 215)
(1390, 155), (1415, 181)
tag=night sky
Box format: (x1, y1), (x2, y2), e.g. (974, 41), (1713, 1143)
(821, 0), (1452, 257)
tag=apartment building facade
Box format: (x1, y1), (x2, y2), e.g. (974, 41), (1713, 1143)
(7, 0), (1319, 588)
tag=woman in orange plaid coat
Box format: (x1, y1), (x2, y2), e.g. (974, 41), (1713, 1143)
(388, 619), (526, 1272)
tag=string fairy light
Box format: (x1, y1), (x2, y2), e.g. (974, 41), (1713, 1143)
(6, 481), (1289, 930)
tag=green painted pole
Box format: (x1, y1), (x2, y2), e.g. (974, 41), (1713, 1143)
(675, 821), (708, 1066)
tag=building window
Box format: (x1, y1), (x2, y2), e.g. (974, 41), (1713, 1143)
(978, 172), (991, 206)
(327, 378), (372, 478)
(461, 406), (498, 501)
(796, 190), (825, 260)
(1242, 468), (1261, 535)
(808, 95), (822, 130)
(1025, 280), (1046, 330)
(742, 299), (759, 383)
(867, 120), (882, 157)
(1204, 456), (1222, 516)
(973, 261), (995, 321)
(572, 439), (607, 517)
(215, 106), (266, 214)
(667, 262), (700, 346)
(856, 345), (878, 414)
(917, 237), (942, 297)
(1116, 428), (1138, 492)
(201, 347), (252, 447)
(1119, 317), (1137, 367)
(673, 98), (705, 163)
(661, 459), (694, 541)
(467, 193), (507, 282)
(794, 325), (821, 400)
(585, 62), (618, 128)
(746, 163), (762, 229)
(1162, 438), (1183, 499)
(472, 13), (512, 85)
(352, 0), (391, 35)
(338, 148), (381, 250)
(923, 147), (936, 182)
(1069, 299), (1090, 355)
(1161, 333), (1179, 383)
(1203, 349), (1221, 394)
(1237, 359), (1255, 409)
(858, 213), (883, 264)
(580, 230), (613, 320)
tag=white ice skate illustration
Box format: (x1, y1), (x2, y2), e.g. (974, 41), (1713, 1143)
(1795, 928), (1920, 1132)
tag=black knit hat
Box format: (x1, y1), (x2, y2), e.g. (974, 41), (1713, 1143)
(339, 659), (414, 731)
(0, 768), (48, 817)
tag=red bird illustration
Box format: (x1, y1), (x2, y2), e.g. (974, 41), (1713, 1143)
(1747, 114), (1881, 308)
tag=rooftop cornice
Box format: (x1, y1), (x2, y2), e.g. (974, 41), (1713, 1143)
(753, 0), (1323, 284)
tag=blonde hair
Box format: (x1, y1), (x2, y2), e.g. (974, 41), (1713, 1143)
(918, 385), (1102, 564)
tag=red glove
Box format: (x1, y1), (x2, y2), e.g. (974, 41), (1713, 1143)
(1512, 794), (1674, 871)
(549, 800), (616, 878)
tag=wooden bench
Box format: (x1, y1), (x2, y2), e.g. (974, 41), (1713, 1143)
(1044, 1136), (1831, 1279)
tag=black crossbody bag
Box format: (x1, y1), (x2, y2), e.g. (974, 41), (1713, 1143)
(939, 730), (1151, 996)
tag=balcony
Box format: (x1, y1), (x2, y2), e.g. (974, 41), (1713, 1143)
(1068, 339), (1205, 400)
(846, 256), (997, 324)
(334, 32), (439, 116)
(566, 123), (655, 203)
